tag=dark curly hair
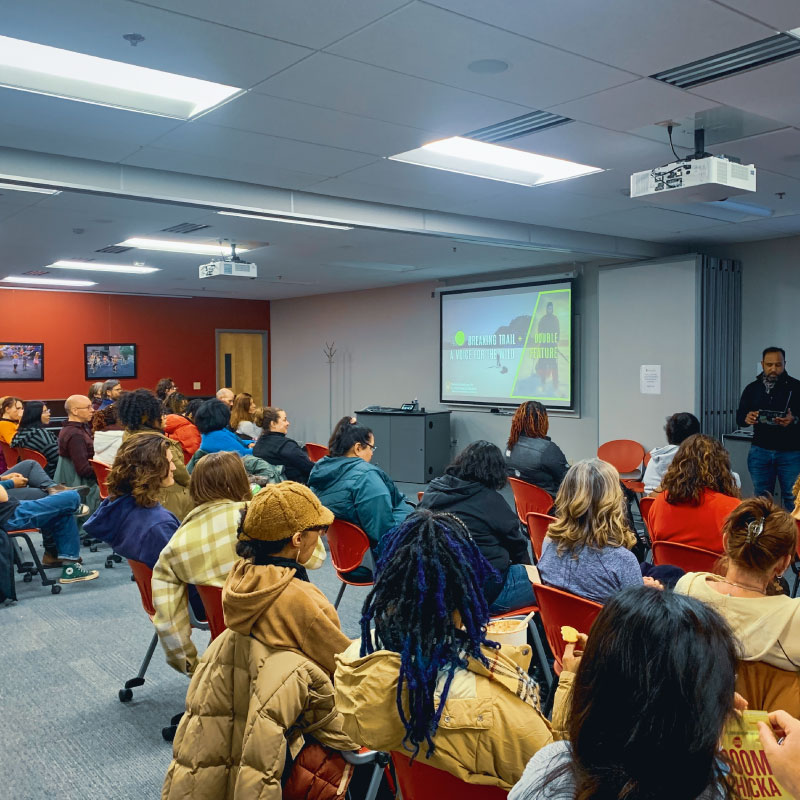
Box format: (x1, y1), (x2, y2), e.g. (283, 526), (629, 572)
(661, 434), (739, 505)
(91, 402), (121, 434)
(164, 392), (187, 415)
(360, 510), (499, 760)
(507, 401), (549, 450)
(183, 398), (204, 421)
(665, 412), (700, 446)
(155, 377), (176, 401)
(444, 440), (507, 490)
(117, 388), (163, 432)
(107, 433), (173, 507)
(193, 399), (230, 434)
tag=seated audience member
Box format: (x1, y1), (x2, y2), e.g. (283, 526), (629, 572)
(418, 440), (535, 614)
(230, 392), (262, 440)
(88, 381), (104, 411)
(0, 477), (97, 584)
(12, 401), (59, 477)
(117, 389), (192, 520)
(509, 586), (739, 800)
(162, 482), (356, 797)
(98, 379), (122, 409)
(309, 422), (410, 561)
(57, 396), (100, 504)
(648, 434), (740, 552)
(0, 396), (23, 445)
(155, 377), (177, 403)
(676, 498), (800, 695)
(91, 400), (125, 466)
(152, 452), (252, 674)
(83, 434), (181, 567)
(215, 387), (234, 407)
(194, 399), (253, 456)
(253, 406), (314, 483)
(643, 411), (701, 494)
(164, 396), (202, 463)
(327, 415), (357, 450)
(537, 459), (650, 603)
(505, 400), (569, 497)
(335, 510), (556, 789)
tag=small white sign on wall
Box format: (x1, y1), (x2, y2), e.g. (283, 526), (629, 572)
(640, 364), (661, 395)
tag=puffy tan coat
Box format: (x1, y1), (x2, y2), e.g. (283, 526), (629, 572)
(162, 628), (359, 800)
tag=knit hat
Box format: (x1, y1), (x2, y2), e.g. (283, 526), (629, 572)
(239, 481), (334, 542)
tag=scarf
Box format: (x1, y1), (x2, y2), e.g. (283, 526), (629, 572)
(260, 555), (309, 582)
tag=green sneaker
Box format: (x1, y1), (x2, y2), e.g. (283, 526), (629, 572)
(60, 562), (100, 584)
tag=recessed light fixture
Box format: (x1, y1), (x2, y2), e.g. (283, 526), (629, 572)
(217, 211), (353, 230)
(48, 260), (160, 274)
(118, 238), (248, 255)
(467, 59), (509, 74)
(2, 276), (97, 287)
(0, 35), (241, 119)
(0, 181), (60, 195)
(389, 136), (603, 186)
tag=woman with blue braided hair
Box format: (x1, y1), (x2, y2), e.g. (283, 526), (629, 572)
(333, 509), (563, 790)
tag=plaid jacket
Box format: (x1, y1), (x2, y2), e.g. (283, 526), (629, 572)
(152, 498), (326, 674)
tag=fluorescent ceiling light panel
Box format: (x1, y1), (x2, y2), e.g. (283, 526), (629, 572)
(0, 181), (59, 195)
(0, 35), (241, 119)
(389, 136), (602, 186)
(49, 260), (160, 274)
(118, 238), (249, 255)
(217, 211), (353, 230)
(2, 276), (96, 287)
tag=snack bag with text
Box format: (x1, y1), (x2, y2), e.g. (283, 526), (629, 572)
(721, 711), (790, 799)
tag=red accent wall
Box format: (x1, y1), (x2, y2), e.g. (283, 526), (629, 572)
(0, 288), (270, 400)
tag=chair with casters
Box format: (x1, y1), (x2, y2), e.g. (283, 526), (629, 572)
(525, 512), (556, 561)
(120, 559), (209, 704)
(0, 441), (19, 468)
(651, 540), (722, 574)
(326, 518), (373, 609)
(304, 443), (329, 462)
(507, 478), (553, 525)
(390, 751), (508, 799)
(532, 583), (603, 678)
(7, 528), (61, 594)
(88, 458), (123, 569)
(15, 447), (47, 469)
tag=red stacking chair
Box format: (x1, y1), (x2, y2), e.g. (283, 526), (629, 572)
(417, 491), (424, 503)
(0, 440), (19, 468)
(304, 443), (329, 462)
(533, 583), (602, 676)
(89, 458), (111, 500)
(15, 447), (47, 468)
(597, 439), (647, 514)
(651, 541), (722, 574)
(195, 584), (226, 640)
(639, 496), (655, 529)
(326, 518), (373, 609)
(525, 512), (555, 561)
(507, 477), (553, 525)
(391, 751), (508, 799)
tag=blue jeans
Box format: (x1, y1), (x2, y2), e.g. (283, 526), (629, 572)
(6, 491), (81, 560)
(489, 563), (538, 615)
(747, 445), (800, 511)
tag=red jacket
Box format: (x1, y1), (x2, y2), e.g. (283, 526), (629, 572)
(164, 415), (201, 464)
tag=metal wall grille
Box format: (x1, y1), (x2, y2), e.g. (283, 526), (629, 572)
(700, 257), (741, 440)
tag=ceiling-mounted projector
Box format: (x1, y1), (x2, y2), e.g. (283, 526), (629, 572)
(198, 243), (257, 279)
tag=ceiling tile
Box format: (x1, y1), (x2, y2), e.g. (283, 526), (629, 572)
(711, 0), (800, 30)
(1, 0), (311, 88)
(708, 128), (800, 180)
(254, 53), (533, 134)
(578, 206), (727, 237)
(426, 0), (775, 75)
(327, 3), (635, 109)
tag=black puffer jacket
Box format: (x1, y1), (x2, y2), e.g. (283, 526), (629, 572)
(418, 475), (531, 604)
(253, 432), (314, 483)
(504, 435), (569, 497)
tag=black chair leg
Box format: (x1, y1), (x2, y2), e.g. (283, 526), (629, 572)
(119, 631), (158, 702)
(9, 531), (60, 594)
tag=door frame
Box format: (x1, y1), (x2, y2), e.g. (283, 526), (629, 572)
(215, 329), (269, 405)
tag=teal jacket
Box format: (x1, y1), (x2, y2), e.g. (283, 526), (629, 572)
(308, 456), (410, 546)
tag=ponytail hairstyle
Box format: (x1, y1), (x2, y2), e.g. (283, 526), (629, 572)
(507, 401), (549, 450)
(256, 406), (283, 430)
(359, 510), (499, 760)
(328, 416), (356, 449)
(329, 421), (373, 457)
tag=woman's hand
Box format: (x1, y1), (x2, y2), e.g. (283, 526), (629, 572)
(643, 576), (664, 590)
(562, 633), (588, 673)
(758, 710), (800, 797)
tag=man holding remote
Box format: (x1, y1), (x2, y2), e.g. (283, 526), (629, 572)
(736, 346), (800, 511)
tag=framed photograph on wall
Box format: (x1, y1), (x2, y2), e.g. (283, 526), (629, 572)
(0, 342), (44, 381)
(84, 343), (137, 380)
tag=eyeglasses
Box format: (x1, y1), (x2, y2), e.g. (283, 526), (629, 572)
(364, 442), (377, 452)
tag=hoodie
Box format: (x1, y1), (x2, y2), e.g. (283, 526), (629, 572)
(308, 455), (410, 546)
(642, 443), (678, 495)
(418, 475), (531, 603)
(223, 558), (350, 676)
(83, 494), (179, 568)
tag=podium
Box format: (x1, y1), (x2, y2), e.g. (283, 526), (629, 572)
(357, 410), (451, 484)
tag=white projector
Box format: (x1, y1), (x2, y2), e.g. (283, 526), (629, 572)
(631, 155), (756, 203)
(198, 259), (258, 279)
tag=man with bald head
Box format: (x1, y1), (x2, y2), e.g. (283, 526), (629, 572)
(58, 395), (97, 481)
(216, 388), (234, 407)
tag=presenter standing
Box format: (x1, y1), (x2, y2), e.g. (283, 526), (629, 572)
(736, 346), (800, 510)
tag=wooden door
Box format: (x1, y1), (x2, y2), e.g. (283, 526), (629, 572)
(216, 331), (268, 405)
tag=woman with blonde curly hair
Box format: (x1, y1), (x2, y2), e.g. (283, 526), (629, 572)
(83, 433), (185, 568)
(536, 458), (655, 603)
(648, 433), (740, 553)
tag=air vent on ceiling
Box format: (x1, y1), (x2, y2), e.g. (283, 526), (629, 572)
(652, 33), (800, 89)
(96, 245), (133, 254)
(161, 222), (211, 234)
(23, 270), (50, 276)
(464, 110), (572, 143)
